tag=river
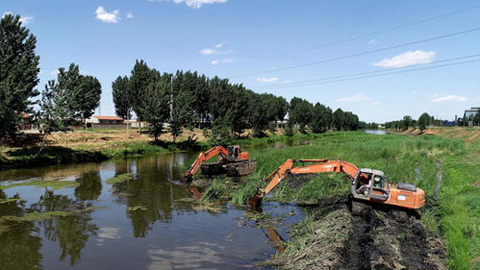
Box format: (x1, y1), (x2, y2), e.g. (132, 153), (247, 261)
(0, 152), (305, 270)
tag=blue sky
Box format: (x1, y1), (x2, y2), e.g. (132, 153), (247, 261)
(3, 0), (480, 122)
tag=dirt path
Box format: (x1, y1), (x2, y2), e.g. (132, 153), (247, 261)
(268, 205), (447, 270)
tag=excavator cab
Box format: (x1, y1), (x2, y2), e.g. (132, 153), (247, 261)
(227, 146), (241, 161)
(353, 169), (389, 202)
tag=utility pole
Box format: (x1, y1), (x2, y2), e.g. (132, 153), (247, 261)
(170, 75), (174, 122)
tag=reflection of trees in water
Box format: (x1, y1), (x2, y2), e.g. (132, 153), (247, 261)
(0, 190), (42, 270)
(29, 190), (98, 265)
(0, 221), (42, 270)
(112, 155), (191, 238)
(0, 190), (25, 217)
(74, 171), (102, 201)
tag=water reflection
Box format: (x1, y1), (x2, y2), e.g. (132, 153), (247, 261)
(75, 171), (102, 201)
(0, 221), (42, 270)
(0, 151), (303, 269)
(364, 130), (386, 135)
(111, 155), (191, 238)
(29, 190), (98, 265)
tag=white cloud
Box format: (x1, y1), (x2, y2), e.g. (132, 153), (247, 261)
(432, 95), (467, 102)
(164, 0), (227, 8)
(200, 48), (215, 55)
(200, 42), (232, 55)
(335, 93), (380, 105)
(95, 6), (120, 23)
(257, 77), (280, 83)
(215, 41), (226, 49)
(2, 12), (34, 25)
(48, 70), (59, 76)
(126, 12), (134, 19)
(373, 50), (436, 68)
(211, 58), (233, 65)
(368, 39), (377, 45)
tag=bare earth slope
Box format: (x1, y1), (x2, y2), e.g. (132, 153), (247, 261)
(270, 206), (446, 270)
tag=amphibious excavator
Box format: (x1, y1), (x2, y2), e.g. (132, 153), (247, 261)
(248, 159), (425, 212)
(181, 145), (257, 183)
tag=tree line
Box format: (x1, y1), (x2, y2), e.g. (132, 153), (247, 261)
(112, 60), (360, 143)
(385, 113), (434, 131)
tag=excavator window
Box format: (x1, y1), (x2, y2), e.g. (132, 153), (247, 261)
(227, 146), (239, 161)
(373, 175), (384, 188)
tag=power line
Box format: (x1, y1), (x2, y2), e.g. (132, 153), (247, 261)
(254, 57), (480, 90)
(255, 54), (480, 89)
(205, 4), (480, 74)
(230, 26), (480, 78)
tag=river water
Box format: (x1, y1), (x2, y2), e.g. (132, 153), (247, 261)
(0, 152), (305, 270)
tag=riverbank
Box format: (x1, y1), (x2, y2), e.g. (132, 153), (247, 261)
(0, 128), (313, 169)
(194, 131), (480, 269)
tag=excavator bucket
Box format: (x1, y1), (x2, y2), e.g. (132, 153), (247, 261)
(179, 175), (192, 184)
(247, 188), (264, 209)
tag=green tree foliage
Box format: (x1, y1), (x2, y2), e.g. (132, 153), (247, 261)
(418, 112), (431, 131)
(57, 63), (101, 123)
(209, 78), (250, 136)
(333, 108), (345, 131)
(116, 60), (360, 144)
(135, 72), (170, 143)
(311, 102), (332, 133)
(112, 76), (132, 120)
(247, 93), (283, 137)
(129, 60), (158, 120)
(190, 72), (210, 126)
(402, 115), (413, 130)
(0, 14), (40, 139)
(289, 97), (314, 133)
(473, 110), (480, 126)
(170, 71), (196, 143)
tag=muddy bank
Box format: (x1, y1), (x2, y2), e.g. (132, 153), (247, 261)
(268, 206), (446, 270)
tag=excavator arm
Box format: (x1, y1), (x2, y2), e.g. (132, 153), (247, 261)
(181, 146), (228, 183)
(248, 159), (359, 208)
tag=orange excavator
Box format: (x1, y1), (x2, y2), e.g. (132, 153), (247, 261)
(248, 159), (425, 212)
(181, 145), (257, 183)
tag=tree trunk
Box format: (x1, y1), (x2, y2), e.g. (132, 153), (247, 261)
(32, 132), (49, 160)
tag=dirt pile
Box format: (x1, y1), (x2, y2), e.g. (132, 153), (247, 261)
(269, 206), (447, 270)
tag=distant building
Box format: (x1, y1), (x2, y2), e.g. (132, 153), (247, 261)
(463, 107), (479, 126)
(87, 116), (124, 128)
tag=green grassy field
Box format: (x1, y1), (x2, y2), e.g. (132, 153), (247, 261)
(199, 131), (479, 269)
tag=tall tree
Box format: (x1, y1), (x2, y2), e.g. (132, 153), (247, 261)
(0, 14), (40, 139)
(289, 97), (314, 133)
(418, 112), (431, 131)
(311, 102), (332, 133)
(333, 108), (345, 131)
(112, 76), (132, 120)
(57, 63), (101, 124)
(34, 80), (76, 158)
(135, 72), (170, 143)
(170, 71), (196, 143)
(129, 60), (157, 120)
(402, 115), (413, 130)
